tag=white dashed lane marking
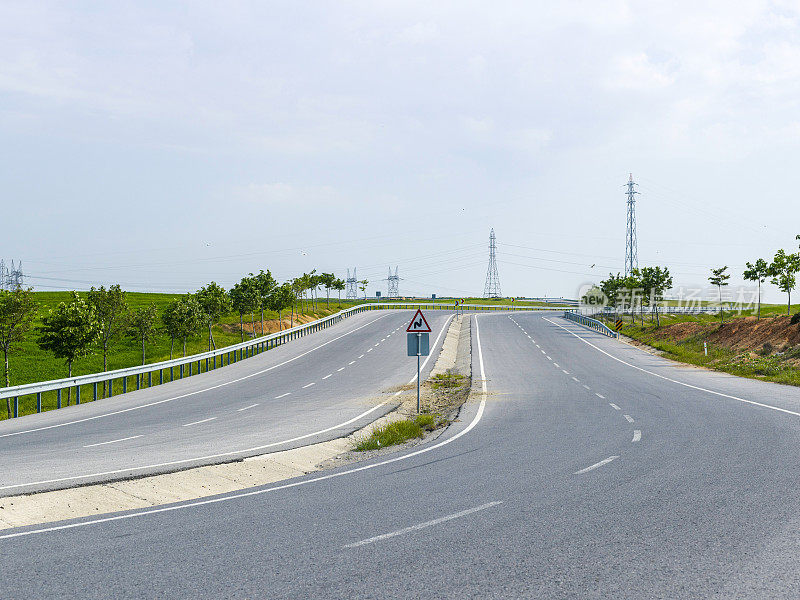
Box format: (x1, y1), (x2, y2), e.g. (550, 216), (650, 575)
(183, 417), (217, 427)
(609, 403), (620, 410)
(623, 414), (634, 423)
(237, 404), (259, 412)
(275, 393), (291, 399)
(632, 430), (642, 442)
(303, 383), (316, 389)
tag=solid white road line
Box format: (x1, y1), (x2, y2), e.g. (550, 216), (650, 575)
(574, 456), (619, 475)
(83, 435), (142, 449)
(0, 314), (485, 540)
(596, 393), (605, 399)
(632, 430), (642, 442)
(623, 414), (634, 423)
(275, 393), (291, 399)
(182, 417), (217, 427)
(543, 316), (800, 420)
(0, 314), (390, 440)
(322, 374), (332, 380)
(609, 403), (621, 410)
(237, 404), (259, 412)
(302, 383), (315, 389)
(344, 501), (504, 549)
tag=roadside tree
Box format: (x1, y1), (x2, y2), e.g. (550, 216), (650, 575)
(87, 284), (129, 396)
(708, 266), (731, 324)
(196, 282), (232, 350)
(38, 292), (99, 405)
(0, 288), (38, 416)
(128, 304), (158, 365)
(251, 270), (277, 336)
(230, 277), (259, 341)
(743, 258), (770, 319)
(769, 249), (800, 315)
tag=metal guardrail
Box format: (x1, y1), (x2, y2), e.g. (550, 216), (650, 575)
(563, 311), (619, 338)
(596, 306), (726, 315)
(0, 301), (570, 419)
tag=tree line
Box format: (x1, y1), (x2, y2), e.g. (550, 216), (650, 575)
(0, 270), (348, 411)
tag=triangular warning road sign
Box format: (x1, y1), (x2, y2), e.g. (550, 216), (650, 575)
(406, 309), (432, 333)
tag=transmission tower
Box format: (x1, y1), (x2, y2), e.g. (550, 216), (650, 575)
(624, 174), (639, 277)
(0, 260), (5, 291)
(9, 261), (23, 288)
(345, 268), (358, 300)
(387, 267), (400, 298)
(483, 228), (502, 298)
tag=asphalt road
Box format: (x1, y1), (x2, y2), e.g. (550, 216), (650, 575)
(0, 309), (454, 494)
(5, 310), (800, 598)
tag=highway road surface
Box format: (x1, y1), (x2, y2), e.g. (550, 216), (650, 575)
(5, 310), (800, 598)
(0, 310), (454, 495)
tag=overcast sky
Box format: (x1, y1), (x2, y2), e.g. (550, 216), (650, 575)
(2, 1), (799, 302)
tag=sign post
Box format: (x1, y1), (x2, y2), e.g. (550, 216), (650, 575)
(406, 309), (431, 413)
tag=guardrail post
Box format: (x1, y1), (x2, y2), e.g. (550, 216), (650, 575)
(170, 367), (174, 381)
(160, 369), (163, 385)
(188, 363), (192, 376)
(57, 389), (61, 409)
(108, 379), (113, 397)
(76, 385), (81, 404)
(122, 377), (127, 394)
(148, 371), (152, 387)
(93, 382), (98, 401)
(180, 364), (184, 378)
(136, 374), (140, 390)
(36, 392), (41, 413)
(13, 397), (18, 418)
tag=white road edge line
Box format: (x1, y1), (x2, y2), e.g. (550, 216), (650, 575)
(574, 456), (619, 475)
(237, 404), (259, 412)
(632, 430), (641, 442)
(343, 501), (503, 549)
(182, 417), (217, 427)
(0, 314), (390, 439)
(82, 435), (142, 449)
(0, 313), (480, 540)
(543, 316), (800, 419)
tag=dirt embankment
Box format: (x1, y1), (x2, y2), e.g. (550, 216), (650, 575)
(649, 315), (800, 353)
(219, 312), (321, 337)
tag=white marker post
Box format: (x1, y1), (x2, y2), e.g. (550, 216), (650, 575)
(704, 341), (708, 356)
(406, 309), (431, 414)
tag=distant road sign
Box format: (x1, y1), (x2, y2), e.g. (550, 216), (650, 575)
(406, 309), (432, 333)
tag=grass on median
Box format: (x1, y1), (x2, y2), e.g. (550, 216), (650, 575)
(353, 414), (437, 452)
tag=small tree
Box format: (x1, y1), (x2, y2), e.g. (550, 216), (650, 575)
(269, 283), (294, 331)
(708, 266), (731, 324)
(195, 282), (231, 350)
(251, 270), (277, 336)
(320, 273), (336, 308)
(0, 288), (38, 416)
(128, 305), (158, 365)
(359, 279), (368, 300)
(743, 258), (770, 319)
(38, 292), (98, 405)
(87, 284), (129, 397)
(640, 266), (673, 326)
(163, 295), (202, 357)
(333, 277), (346, 306)
(769, 249), (800, 315)
(230, 277), (259, 341)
